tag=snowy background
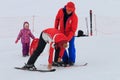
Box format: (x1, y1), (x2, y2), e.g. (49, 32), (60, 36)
(0, 0), (120, 80)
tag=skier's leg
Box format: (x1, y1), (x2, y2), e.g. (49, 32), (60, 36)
(22, 43), (27, 56)
(27, 33), (47, 65)
(54, 47), (60, 62)
(68, 37), (76, 64)
(62, 50), (69, 64)
(26, 43), (30, 56)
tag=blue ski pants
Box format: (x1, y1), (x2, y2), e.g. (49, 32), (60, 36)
(62, 37), (76, 63)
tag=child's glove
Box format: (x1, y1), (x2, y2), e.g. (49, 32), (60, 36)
(15, 39), (18, 44)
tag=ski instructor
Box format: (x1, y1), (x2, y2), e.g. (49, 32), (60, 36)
(53, 1), (78, 66)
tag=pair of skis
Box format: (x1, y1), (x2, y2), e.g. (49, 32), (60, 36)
(14, 63), (88, 72)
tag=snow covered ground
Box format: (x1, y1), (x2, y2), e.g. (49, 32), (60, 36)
(0, 0), (120, 80)
(0, 35), (120, 80)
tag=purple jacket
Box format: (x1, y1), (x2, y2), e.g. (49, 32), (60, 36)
(17, 28), (35, 43)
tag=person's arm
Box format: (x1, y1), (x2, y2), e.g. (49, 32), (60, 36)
(58, 47), (65, 62)
(54, 9), (63, 29)
(55, 41), (67, 62)
(48, 42), (54, 69)
(29, 30), (35, 39)
(67, 14), (78, 41)
(15, 30), (22, 43)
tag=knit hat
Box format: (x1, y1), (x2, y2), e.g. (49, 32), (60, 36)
(23, 21), (29, 27)
(66, 1), (75, 12)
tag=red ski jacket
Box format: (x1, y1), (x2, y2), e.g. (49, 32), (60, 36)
(43, 28), (68, 64)
(54, 8), (78, 41)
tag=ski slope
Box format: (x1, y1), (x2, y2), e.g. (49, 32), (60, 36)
(0, 0), (120, 80)
(0, 35), (120, 80)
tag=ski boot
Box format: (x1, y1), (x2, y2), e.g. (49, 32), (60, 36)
(22, 64), (37, 70)
(52, 62), (61, 67)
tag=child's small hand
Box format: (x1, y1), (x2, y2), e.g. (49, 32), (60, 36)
(63, 43), (68, 48)
(57, 57), (61, 62)
(48, 63), (52, 70)
(15, 40), (18, 44)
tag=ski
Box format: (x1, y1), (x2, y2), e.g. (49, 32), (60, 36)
(65, 62), (88, 67)
(40, 62), (88, 67)
(71, 62), (88, 67)
(14, 67), (56, 72)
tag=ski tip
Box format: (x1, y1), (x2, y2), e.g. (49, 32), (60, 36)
(84, 63), (88, 66)
(14, 67), (22, 69)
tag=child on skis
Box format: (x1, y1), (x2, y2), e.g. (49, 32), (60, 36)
(22, 28), (68, 70)
(15, 21), (35, 57)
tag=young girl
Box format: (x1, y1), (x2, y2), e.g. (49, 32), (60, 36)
(15, 21), (35, 57)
